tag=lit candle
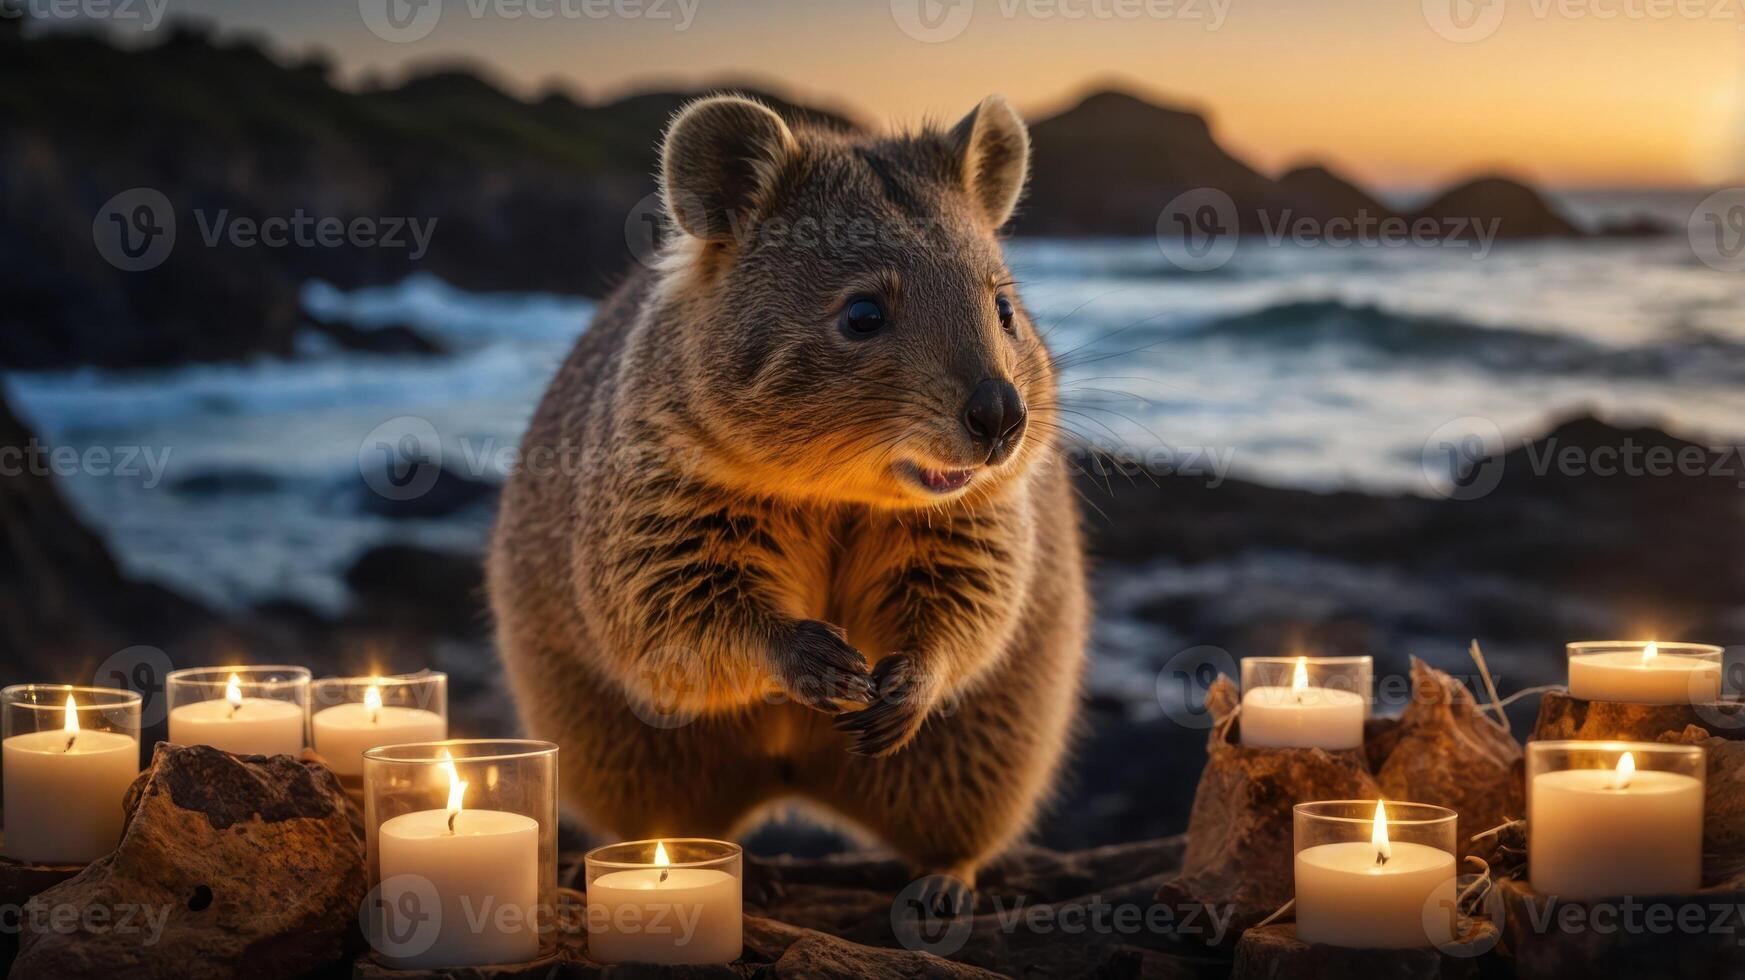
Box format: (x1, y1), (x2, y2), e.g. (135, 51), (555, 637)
(1567, 640), (1723, 705)
(2, 695), (138, 863)
(168, 672), (305, 756)
(1530, 749), (1704, 899)
(587, 840), (743, 965)
(312, 679), (445, 777)
(377, 753), (539, 968)
(1241, 657), (1366, 749)
(1294, 801), (1457, 948)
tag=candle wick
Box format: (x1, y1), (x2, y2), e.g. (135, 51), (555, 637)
(228, 702), (239, 720)
(447, 811), (458, 835)
(659, 868), (669, 884)
(1375, 851), (1389, 867)
(63, 734), (76, 753)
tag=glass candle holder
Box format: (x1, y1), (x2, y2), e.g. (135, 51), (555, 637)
(1566, 641), (1723, 705)
(2, 685), (142, 864)
(363, 739), (558, 970)
(1240, 656), (1372, 749)
(1294, 800), (1457, 949)
(166, 665), (310, 756)
(310, 672), (447, 781)
(1527, 740), (1705, 899)
(584, 838), (743, 965)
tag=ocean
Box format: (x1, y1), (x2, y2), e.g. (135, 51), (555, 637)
(8, 200), (1744, 636)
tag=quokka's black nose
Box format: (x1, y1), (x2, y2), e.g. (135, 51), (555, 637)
(962, 378), (1026, 457)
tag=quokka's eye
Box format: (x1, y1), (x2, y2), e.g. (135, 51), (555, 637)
(996, 294), (1016, 333)
(840, 295), (887, 338)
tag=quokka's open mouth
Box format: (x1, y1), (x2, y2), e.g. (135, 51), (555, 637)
(896, 462), (978, 494)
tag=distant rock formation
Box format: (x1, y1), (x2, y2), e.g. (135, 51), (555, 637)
(1017, 89), (1589, 245)
(1021, 89), (1281, 235)
(1, 29), (1603, 371)
(1409, 175), (1580, 239)
(1276, 163), (1399, 224)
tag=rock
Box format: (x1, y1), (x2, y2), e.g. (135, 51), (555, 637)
(1277, 163), (1399, 225)
(11, 743), (365, 980)
(1409, 176), (1580, 239)
(1021, 89), (1282, 237)
(0, 391), (217, 679)
(1231, 923), (1495, 979)
(1496, 877), (1745, 978)
(1375, 659), (1523, 860)
(351, 465), (500, 520)
(1661, 726), (1745, 884)
(1157, 676), (1381, 939)
(343, 544), (486, 638)
(304, 318), (447, 357)
(168, 469), (283, 497)
(1530, 690), (1745, 743)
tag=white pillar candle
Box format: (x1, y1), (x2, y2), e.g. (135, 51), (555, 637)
(1530, 751), (1703, 899)
(312, 684), (445, 777)
(1567, 643), (1722, 705)
(1295, 802), (1456, 948)
(377, 757), (539, 968)
(168, 673), (304, 756)
(1242, 659), (1365, 749)
(587, 842), (742, 965)
(2, 696), (138, 864)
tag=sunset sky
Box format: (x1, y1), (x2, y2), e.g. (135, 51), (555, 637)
(87, 0), (1745, 189)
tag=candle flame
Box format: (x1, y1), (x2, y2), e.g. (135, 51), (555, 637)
(364, 681), (382, 724)
(1643, 642), (1658, 665)
(1292, 657), (1308, 704)
(1612, 751), (1636, 790)
(225, 673), (242, 718)
(442, 750), (466, 834)
(1371, 800), (1391, 866)
(655, 840), (670, 883)
(63, 694), (78, 751)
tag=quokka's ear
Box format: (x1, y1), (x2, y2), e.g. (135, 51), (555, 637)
(948, 94), (1030, 231)
(660, 95), (798, 242)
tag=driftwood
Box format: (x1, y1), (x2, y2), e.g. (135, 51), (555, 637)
(12, 744), (365, 980)
(1232, 923), (1496, 980)
(1531, 690), (1745, 742)
(1156, 676), (1381, 939)
(1376, 658), (1524, 861)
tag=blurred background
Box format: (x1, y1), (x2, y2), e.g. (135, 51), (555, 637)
(2, 0), (1743, 852)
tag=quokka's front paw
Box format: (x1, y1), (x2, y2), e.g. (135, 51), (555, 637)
(834, 654), (932, 756)
(774, 620), (875, 710)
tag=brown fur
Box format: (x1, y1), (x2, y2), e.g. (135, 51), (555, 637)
(487, 94), (1088, 886)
